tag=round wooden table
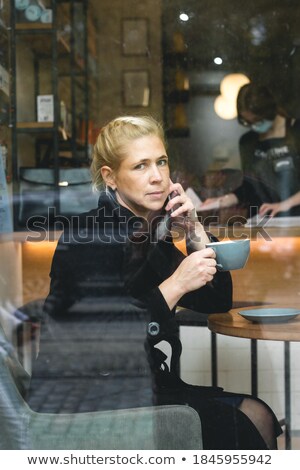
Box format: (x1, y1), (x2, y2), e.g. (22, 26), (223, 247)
(207, 307), (300, 342)
(208, 306), (300, 450)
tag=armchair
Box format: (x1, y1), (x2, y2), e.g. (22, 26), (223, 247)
(0, 322), (203, 450)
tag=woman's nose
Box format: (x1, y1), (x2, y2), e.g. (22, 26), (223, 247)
(150, 165), (163, 182)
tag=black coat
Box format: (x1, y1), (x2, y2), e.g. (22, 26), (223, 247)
(28, 189), (232, 411)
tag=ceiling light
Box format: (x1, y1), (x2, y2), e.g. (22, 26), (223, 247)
(214, 57), (223, 65)
(179, 13), (189, 22)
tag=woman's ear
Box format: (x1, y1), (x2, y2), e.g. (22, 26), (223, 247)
(101, 166), (116, 190)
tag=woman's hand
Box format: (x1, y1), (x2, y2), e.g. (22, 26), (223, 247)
(165, 181), (210, 249)
(165, 181), (197, 219)
(159, 248), (217, 310)
(259, 191), (300, 217)
(198, 193), (239, 211)
(259, 201), (289, 217)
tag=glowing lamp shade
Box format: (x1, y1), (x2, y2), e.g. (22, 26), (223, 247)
(214, 95), (237, 120)
(214, 73), (250, 120)
(220, 73), (250, 101)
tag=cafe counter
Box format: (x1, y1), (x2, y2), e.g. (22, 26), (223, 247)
(1, 224), (300, 308)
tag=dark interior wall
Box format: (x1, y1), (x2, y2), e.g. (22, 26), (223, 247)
(162, 0), (300, 179)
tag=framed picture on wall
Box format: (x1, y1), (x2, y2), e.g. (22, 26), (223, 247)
(123, 70), (150, 107)
(122, 18), (149, 56)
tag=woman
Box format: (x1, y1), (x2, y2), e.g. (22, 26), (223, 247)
(201, 84), (300, 217)
(29, 115), (281, 449)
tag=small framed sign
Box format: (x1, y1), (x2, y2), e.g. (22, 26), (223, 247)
(123, 70), (150, 107)
(37, 95), (54, 122)
(122, 18), (149, 56)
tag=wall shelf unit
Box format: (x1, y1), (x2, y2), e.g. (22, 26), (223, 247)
(9, 0), (99, 230)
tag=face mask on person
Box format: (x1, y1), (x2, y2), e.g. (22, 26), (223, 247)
(251, 119), (273, 134)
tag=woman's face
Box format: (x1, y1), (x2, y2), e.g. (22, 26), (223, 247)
(240, 111), (274, 134)
(239, 110), (261, 126)
(108, 134), (170, 218)
(239, 110), (274, 133)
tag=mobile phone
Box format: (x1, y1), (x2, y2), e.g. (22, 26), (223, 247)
(154, 191), (181, 240)
(164, 190), (181, 230)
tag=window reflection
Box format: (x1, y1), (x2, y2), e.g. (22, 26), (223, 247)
(1, 0), (300, 452)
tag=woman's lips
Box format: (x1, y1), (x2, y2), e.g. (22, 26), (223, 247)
(146, 191), (165, 199)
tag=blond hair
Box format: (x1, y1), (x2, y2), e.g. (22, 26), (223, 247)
(91, 115), (166, 190)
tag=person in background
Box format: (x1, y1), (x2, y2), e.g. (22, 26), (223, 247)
(201, 83), (300, 217)
(28, 115), (282, 449)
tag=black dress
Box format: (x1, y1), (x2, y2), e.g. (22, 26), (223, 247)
(27, 189), (282, 449)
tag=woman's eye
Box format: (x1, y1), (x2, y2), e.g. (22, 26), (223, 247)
(157, 158), (168, 167)
(134, 163), (146, 170)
